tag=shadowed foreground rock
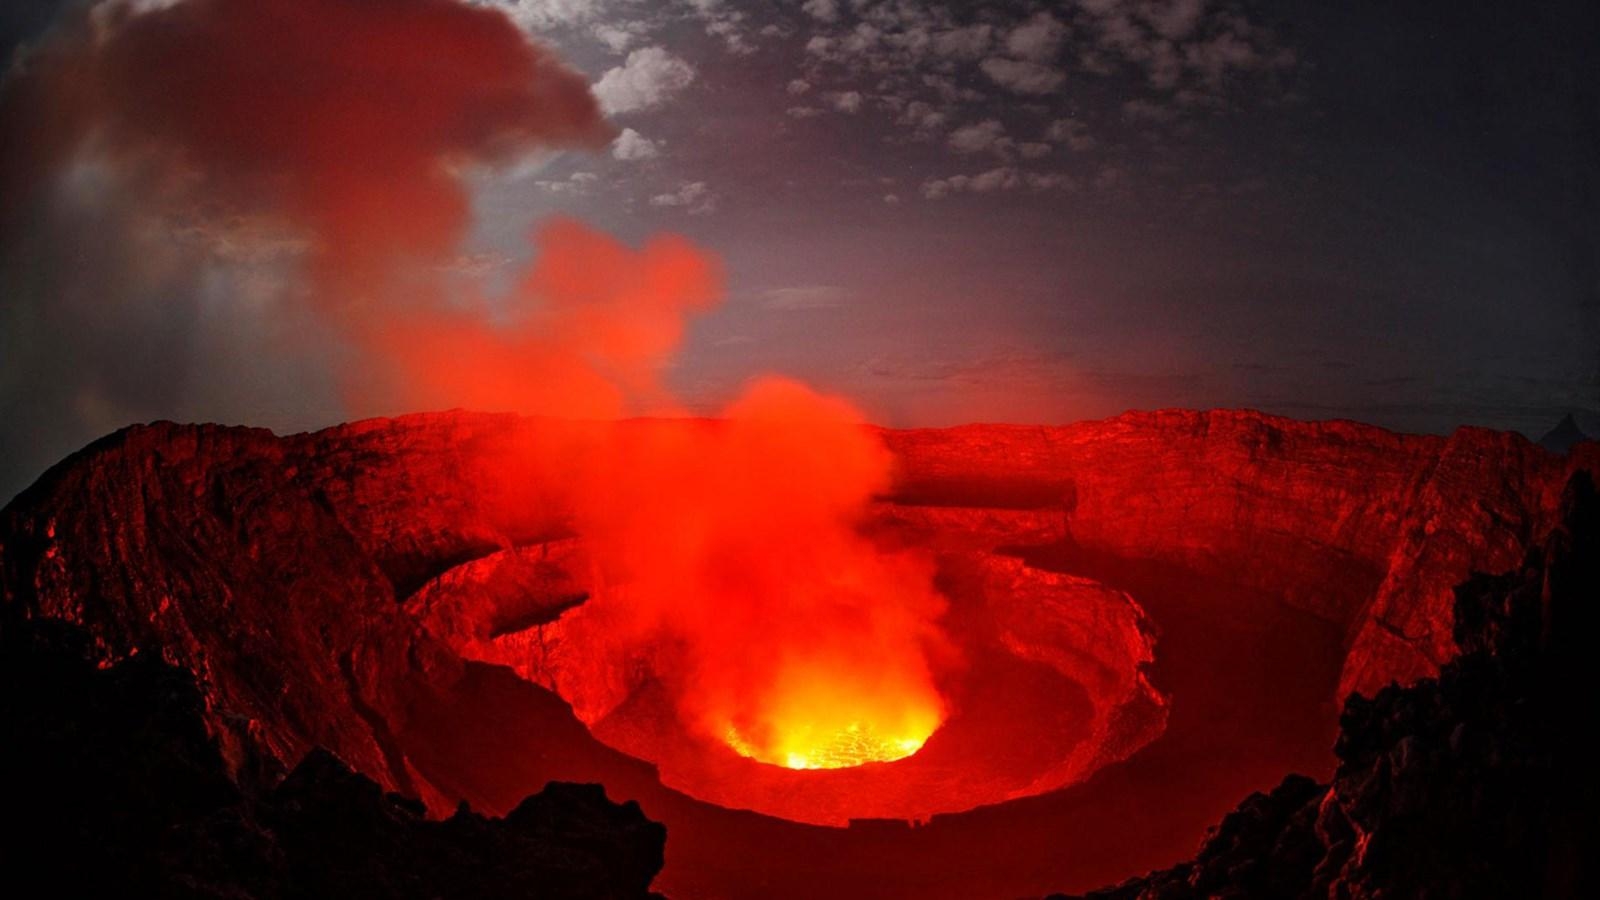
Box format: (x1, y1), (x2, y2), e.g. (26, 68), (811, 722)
(1052, 472), (1599, 900)
(1, 616), (666, 899)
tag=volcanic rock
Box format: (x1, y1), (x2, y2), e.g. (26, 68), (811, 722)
(1050, 471), (1600, 900)
(882, 412), (1597, 698)
(2, 614), (667, 899)
(1, 410), (1593, 804)
(1, 408), (1594, 896)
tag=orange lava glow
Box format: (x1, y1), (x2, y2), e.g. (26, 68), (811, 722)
(724, 719), (935, 770)
(571, 379), (953, 770)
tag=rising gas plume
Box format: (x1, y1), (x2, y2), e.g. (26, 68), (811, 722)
(0, 0), (952, 769)
(573, 378), (952, 768)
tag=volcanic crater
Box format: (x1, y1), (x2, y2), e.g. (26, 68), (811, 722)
(410, 535), (1166, 825)
(3, 408), (1593, 897)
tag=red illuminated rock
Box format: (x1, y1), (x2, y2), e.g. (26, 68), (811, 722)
(1052, 472), (1600, 900)
(880, 411), (1597, 697)
(1, 407), (1592, 817)
(412, 541), (1166, 824)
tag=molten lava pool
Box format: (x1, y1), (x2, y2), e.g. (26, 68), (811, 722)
(724, 720), (932, 770)
(412, 538), (1167, 825)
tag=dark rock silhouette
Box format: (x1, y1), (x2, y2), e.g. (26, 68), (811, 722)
(1052, 472), (1599, 900)
(1539, 412), (1592, 454)
(2, 615), (666, 899)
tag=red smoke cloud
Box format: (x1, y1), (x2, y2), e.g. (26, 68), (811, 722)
(0, 0), (723, 418)
(573, 379), (953, 767)
(357, 218), (722, 419)
(2, 0), (611, 298)
(1, 0), (951, 770)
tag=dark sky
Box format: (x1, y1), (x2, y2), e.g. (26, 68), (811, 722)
(2, 0), (1597, 500)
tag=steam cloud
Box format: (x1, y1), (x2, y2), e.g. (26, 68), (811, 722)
(1, 0), (953, 766)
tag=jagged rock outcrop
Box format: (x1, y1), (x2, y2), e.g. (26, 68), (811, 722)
(2, 615), (667, 899)
(882, 412), (1597, 698)
(1050, 472), (1599, 900)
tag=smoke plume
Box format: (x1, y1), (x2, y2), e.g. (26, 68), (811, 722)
(0, 0), (951, 768)
(0, 0), (615, 487)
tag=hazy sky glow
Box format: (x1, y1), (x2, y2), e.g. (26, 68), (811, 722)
(1, 0), (1596, 498)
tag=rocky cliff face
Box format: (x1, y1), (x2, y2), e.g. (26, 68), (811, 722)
(1051, 472), (1599, 900)
(881, 411), (1596, 697)
(1, 409), (1591, 809)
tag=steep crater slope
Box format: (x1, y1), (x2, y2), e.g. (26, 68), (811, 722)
(1, 409), (1592, 897)
(412, 540), (1167, 824)
(1053, 472), (1599, 900)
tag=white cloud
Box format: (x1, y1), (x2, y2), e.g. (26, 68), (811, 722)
(897, 100), (948, 133)
(611, 127), (659, 160)
(786, 105), (824, 118)
(499, 150), (560, 181)
(841, 22), (883, 54)
(921, 167), (1019, 199)
(1076, 0), (1292, 96)
(1005, 12), (1066, 62)
(1018, 141), (1052, 159)
(787, 79), (812, 95)
(930, 24), (993, 60)
(802, 0), (839, 23)
(592, 22), (646, 53)
(479, 0), (605, 30)
(1046, 118), (1098, 151)
(921, 167), (1075, 199)
(828, 90), (863, 113)
(706, 18), (756, 55)
(682, 0), (761, 55)
(592, 46), (695, 114)
(650, 180), (715, 214)
(948, 119), (1011, 156)
(535, 171), (599, 195)
(966, 167), (1021, 192)
(980, 57), (1065, 95)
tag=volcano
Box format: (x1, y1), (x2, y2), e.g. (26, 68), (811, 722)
(2, 409), (1595, 898)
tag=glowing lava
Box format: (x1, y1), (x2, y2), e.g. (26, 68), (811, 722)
(566, 379), (955, 774)
(725, 720), (936, 770)
(717, 665), (946, 770)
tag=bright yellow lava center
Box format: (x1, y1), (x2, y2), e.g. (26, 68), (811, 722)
(724, 721), (930, 770)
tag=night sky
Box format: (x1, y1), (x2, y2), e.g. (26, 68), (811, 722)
(2, 0), (1597, 500)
